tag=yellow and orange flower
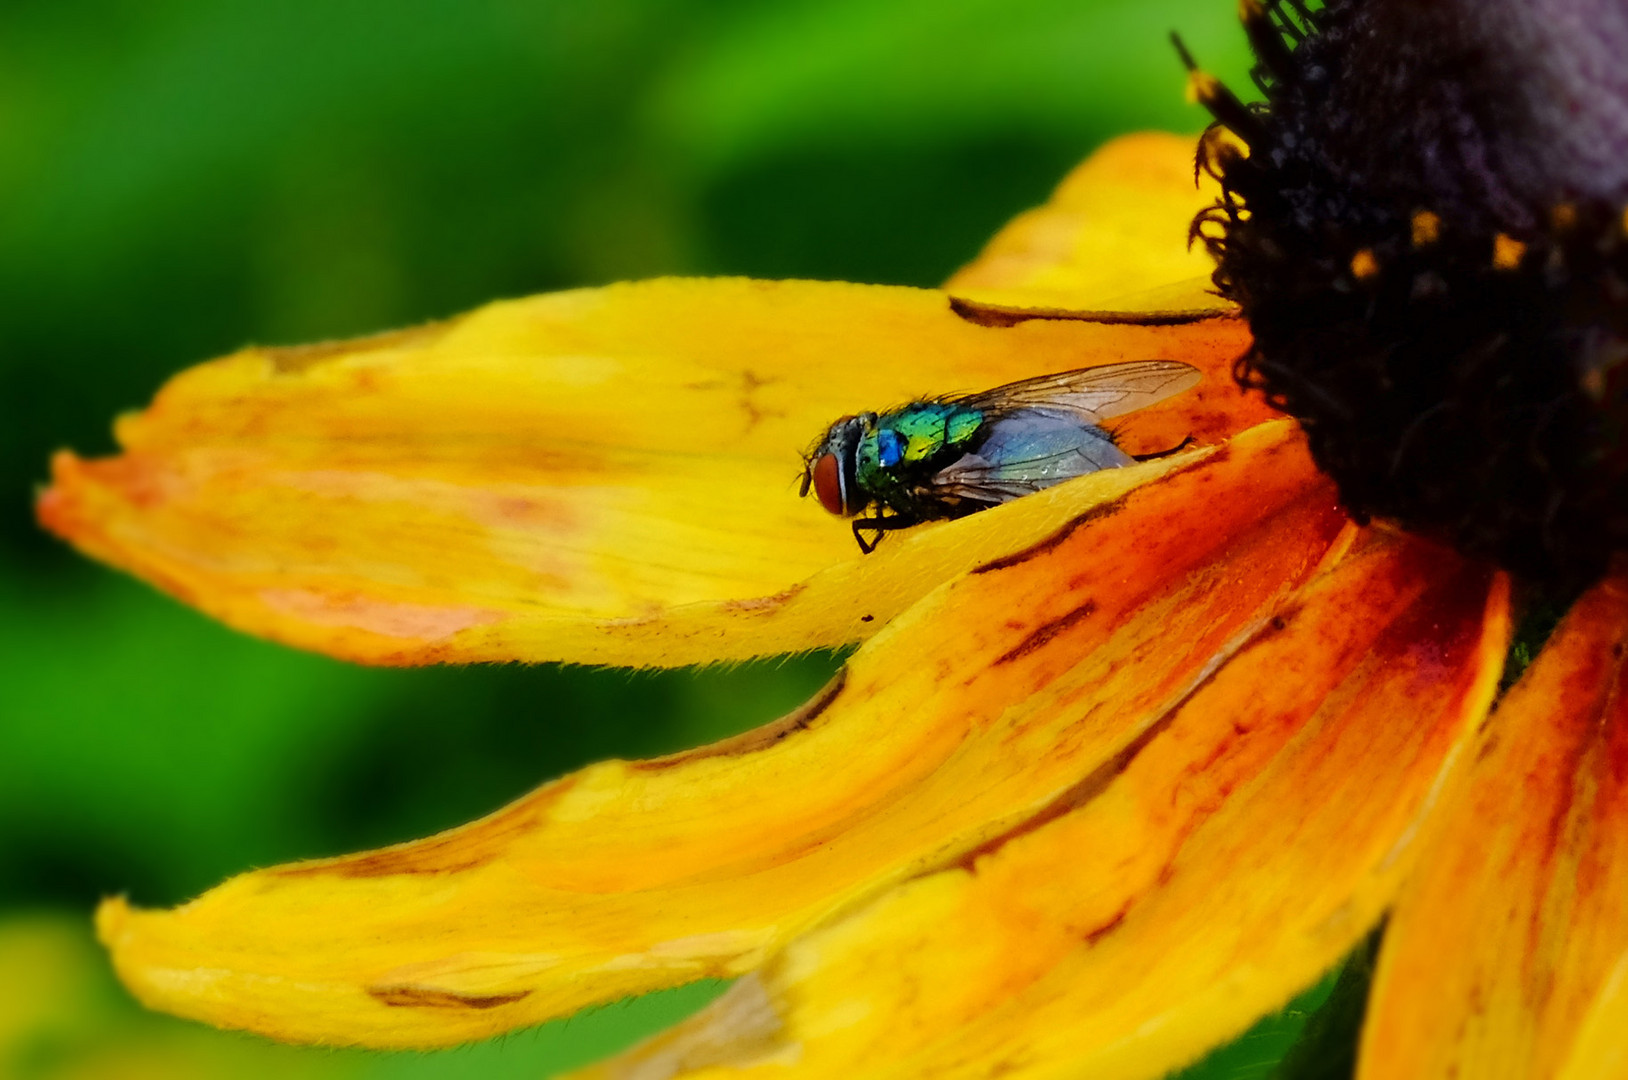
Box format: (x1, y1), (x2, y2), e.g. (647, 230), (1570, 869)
(38, 130), (1628, 1079)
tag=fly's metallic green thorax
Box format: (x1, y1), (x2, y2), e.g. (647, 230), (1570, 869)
(854, 404), (987, 508)
(800, 361), (1202, 553)
(1187, 0), (1628, 588)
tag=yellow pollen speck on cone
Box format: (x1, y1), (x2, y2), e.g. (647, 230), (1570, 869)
(1411, 210), (1441, 247)
(1493, 233), (1527, 270)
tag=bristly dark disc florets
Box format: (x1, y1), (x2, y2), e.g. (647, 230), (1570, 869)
(1192, 0), (1628, 588)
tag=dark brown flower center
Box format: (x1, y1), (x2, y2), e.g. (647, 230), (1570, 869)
(1194, 0), (1628, 587)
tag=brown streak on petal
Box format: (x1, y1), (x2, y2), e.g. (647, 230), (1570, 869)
(952, 709), (1180, 874)
(1081, 906), (1129, 946)
(275, 801), (550, 879)
(633, 669), (849, 768)
(278, 674), (852, 876)
(263, 319), (456, 374)
(719, 584), (807, 616)
(970, 500), (1127, 575)
(994, 600), (1099, 666)
(368, 986), (531, 1010)
(735, 369), (787, 434)
(947, 296), (1232, 328)
(972, 446), (1233, 576)
(331, 850), (498, 878)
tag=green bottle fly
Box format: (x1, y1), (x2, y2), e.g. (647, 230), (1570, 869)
(800, 361), (1201, 553)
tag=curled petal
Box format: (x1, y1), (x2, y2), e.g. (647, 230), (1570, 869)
(97, 422), (1345, 1049)
(40, 278), (1260, 667)
(587, 532), (1510, 1080)
(946, 132), (1231, 315)
(1363, 570), (1628, 1079)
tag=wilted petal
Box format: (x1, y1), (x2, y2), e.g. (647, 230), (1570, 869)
(96, 422), (1345, 1049)
(1361, 570), (1628, 1080)
(40, 278), (1261, 666)
(946, 131), (1230, 315)
(587, 532), (1509, 1080)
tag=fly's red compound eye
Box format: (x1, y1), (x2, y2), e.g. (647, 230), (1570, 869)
(811, 453), (847, 516)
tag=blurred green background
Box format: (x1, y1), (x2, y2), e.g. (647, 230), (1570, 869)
(0, 1), (1284, 1076)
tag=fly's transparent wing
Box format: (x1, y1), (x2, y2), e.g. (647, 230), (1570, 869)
(946, 360), (1200, 424)
(928, 412), (1133, 504)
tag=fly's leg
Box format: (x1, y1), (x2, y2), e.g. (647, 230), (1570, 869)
(850, 513), (921, 554)
(1133, 434), (1194, 462)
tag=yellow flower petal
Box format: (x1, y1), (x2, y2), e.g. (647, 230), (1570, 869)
(583, 531), (1510, 1080)
(39, 277), (1261, 666)
(1361, 570), (1628, 1079)
(96, 421), (1343, 1050)
(946, 132), (1230, 315)
(1558, 949), (1628, 1080)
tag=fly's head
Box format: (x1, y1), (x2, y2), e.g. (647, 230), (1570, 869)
(800, 413), (874, 517)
